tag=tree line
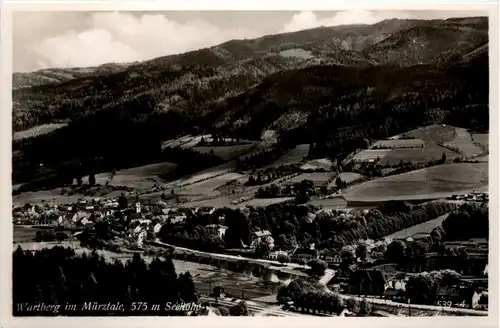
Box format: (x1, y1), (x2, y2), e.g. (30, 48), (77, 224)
(157, 201), (456, 253)
(13, 246), (198, 316)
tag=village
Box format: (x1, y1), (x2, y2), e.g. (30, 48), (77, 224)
(12, 185), (489, 316)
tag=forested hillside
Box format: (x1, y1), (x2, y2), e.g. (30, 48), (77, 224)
(12, 17), (489, 188)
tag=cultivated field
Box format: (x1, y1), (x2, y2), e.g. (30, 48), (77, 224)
(472, 133), (489, 150)
(327, 172), (365, 189)
(161, 135), (196, 149)
(377, 148), (458, 166)
(13, 225), (42, 243)
(402, 124), (457, 143)
(307, 197), (348, 209)
(442, 128), (483, 158)
(342, 162), (488, 202)
(386, 213), (450, 240)
(94, 162), (177, 190)
(179, 134), (212, 149)
(371, 139), (425, 149)
(12, 188), (97, 207)
(239, 197), (295, 208)
(284, 172), (333, 186)
(351, 150), (391, 162)
(13, 123), (68, 141)
(300, 158), (332, 171)
(178, 172), (246, 196)
(337, 172), (365, 184)
(192, 144), (256, 161)
(166, 163), (235, 189)
(263, 144), (309, 168)
(352, 125), (463, 166)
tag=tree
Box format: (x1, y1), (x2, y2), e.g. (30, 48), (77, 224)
(277, 253), (290, 264)
(76, 176), (83, 186)
(345, 298), (360, 313)
(229, 300), (248, 316)
(341, 246), (356, 266)
(358, 299), (372, 316)
(255, 239), (272, 257)
(118, 194), (128, 209)
(441, 152), (447, 163)
(218, 307), (230, 316)
(335, 177), (346, 189)
(356, 244), (368, 262)
(171, 188), (175, 195)
(55, 232), (68, 243)
(308, 259), (327, 276)
(178, 272), (198, 303)
(362, 139), (370, 149)
(88, 174), (96, 186)
(384, 240), (407, 267)
(406, 272), (439, 305)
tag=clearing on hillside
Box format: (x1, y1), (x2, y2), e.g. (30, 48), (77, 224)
(371, 139), (425, 149)
(442, 127), (483, 158)
(307, 197), (348, 209)
(177, 172), (246, 196)
(472, 133), (489, 150)
(279, 48), (314, 59)
(386, 213), (450, 240)
(401, 124), (457, 144)
(262, 144), (310, 168)
(327, 172), (365, 188)
(179, 134), (212, 149)
(351, 150), (391, 163)
(13, 225), (44, 243)
(13, 123), (68, 141)
(354, 125), (463, 166)
(161, 135), (195, 149)
(377, 148), (457, 166)
(192, 144), (256, 161)
(94, 162), (177, 190)
(165, 163), (235, 189)
(300, 158), (333, 171)
(342, 162), (488, 202)
(284, 172), (333, 186)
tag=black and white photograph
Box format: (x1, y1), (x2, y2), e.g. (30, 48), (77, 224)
(1, 2), (498, 325)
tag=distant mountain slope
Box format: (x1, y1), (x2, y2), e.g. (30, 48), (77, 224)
(12, 17), (487, 133)
(12, 17), (489, 190)
(364, 21), (488, 66)
(12, 63), (132, 89)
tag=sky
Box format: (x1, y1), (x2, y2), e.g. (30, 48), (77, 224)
(13, 10), (487, 72)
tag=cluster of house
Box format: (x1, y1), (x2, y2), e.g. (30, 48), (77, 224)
(12, 197), (229, 247)
(447, 192), (488, 202)
(265, 246), (342, 264)
(329, 262), (488, 310)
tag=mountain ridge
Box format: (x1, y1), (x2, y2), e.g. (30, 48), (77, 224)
(12, 16), (489, 190)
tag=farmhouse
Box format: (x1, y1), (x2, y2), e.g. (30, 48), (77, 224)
(291, 248), (318, 262)
(250, 230), (274, 249)
(153, 223), (163, 234)
(348, 269), (390, 296)
(205, 224), (228, 239)
(266, 250), (288, 260)
(383, 289), (407, 303)
(443, 238), (488, 253)
(319, 249), (342, 265)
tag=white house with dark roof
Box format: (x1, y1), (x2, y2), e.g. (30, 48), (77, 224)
(251, 230), (274, 249)
(205, 224), (228, 240)
(153, 223), (163, 234)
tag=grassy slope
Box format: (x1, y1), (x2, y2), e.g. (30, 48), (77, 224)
(342, 162), (488, 201)
(386, 213), (450, 239)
